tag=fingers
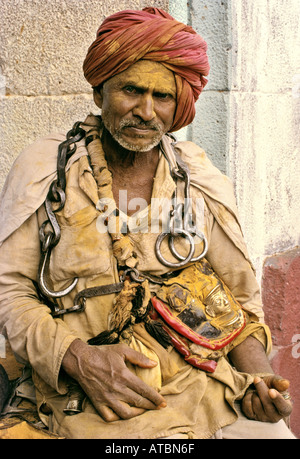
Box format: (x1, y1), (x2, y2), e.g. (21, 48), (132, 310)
(95, 384), (158, 421)
(121, 384), (166, 411)
(93, 373), (167, 421)
(253, 377), (293, 421)
(272, 378), (290, 392)
(125, 371), (167, 408)
(99, 401), (146, 421)
(78, 343), (167, 421)
(241, 390), (256, 419)
(269, 388), (293, 417)
(263, 374), (290, 392)
(117, 344), (168, 408)
(96, 389), (159, 421)
(121, 344), (158, 369)
(98, 404), (121, 422)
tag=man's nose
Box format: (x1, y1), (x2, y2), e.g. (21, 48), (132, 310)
(133, 94), (156, 121)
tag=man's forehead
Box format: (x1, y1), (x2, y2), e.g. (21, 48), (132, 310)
(105, 60), (176, 94)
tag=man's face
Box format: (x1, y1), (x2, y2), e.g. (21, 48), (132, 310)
(94, 60), (177, 152)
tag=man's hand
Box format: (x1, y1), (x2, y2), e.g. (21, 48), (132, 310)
(62, 339), (167, 421)
(229, 335), (293, 423)
(242, 375), (293, 423)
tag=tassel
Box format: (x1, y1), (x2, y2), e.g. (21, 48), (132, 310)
(145, 318), (172, 349)
(88, 330), (119, 345)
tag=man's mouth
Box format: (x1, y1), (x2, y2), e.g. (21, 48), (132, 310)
(120, 119), (160, 132)
(123, 125), (158, 132)
(124, 126), (155, 134)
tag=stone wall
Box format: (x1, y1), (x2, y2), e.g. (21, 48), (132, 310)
(189, 0), (232, 174)
(228, 1), (300, 436)
(228, 0), (300, 280)
(0, 0), (169, 190)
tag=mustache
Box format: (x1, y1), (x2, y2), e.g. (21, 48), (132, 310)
(119, 119), (161, 131)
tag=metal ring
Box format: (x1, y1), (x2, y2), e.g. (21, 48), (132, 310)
(40, 232), (53, 253)
(155, 229), (195, 268)
(121, 267), (145, 283)
(282, 392), (292, 400)
(52, 302), (85, 317)
(169, 229), (208, 262)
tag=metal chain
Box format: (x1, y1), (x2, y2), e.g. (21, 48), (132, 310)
(37, 127), (208, 316)
(154, 139), (208, 268)
(37, 122), (86, 306)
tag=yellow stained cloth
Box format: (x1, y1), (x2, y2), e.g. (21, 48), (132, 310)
(0, 418), (63, 439)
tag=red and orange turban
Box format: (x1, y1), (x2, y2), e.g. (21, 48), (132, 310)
(83, 8), (210, 132)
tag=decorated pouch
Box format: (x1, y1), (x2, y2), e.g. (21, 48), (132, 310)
(150, 259), (246, 372)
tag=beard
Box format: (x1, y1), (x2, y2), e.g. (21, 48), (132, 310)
(102, 117), (165, 152)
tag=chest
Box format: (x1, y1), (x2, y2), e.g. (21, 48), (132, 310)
(111, 167), (155, 215)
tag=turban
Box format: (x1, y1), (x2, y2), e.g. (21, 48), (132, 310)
(83, 8), (210, 132)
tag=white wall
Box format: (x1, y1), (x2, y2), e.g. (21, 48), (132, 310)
(228, 0), (300, 278)
(181, 0), (300, 279)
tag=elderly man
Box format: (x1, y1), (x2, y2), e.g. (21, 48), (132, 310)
(0, 8), (295, 439)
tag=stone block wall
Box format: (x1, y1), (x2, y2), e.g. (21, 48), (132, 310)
(0, 0), (169, 190)
(228, 0), (300, 280)
(188, 0), (232, 174)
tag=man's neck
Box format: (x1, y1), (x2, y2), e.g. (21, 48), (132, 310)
(100, 128), (160, 214)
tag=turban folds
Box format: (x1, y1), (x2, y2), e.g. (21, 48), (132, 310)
(83, 8), (210, 132)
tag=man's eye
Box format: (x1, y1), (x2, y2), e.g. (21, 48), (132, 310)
(124, 86), (138, 94)
(154, 92), (172, 100)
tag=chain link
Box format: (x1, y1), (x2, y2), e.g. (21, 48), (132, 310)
(37, 122), (85, 304)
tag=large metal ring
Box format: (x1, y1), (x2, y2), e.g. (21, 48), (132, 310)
(155, 228), (195, 268)
(169, 229), (208, 262)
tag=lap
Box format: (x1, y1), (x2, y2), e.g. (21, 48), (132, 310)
(220, 402), (296, 439)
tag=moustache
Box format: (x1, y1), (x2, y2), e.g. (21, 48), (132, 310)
(119, 119), (161, 131)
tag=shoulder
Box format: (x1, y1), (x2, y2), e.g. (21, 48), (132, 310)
(12, 132), (68, 175)
(174, 140), (207, 161)
(5, 130), (88, 189)
(174, 140), (239, 213)
(0, 131), (87, 245)
(174, 140), (232, 185)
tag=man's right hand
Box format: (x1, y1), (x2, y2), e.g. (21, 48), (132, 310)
(61, 339), (167, 421)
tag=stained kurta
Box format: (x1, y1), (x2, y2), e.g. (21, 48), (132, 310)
(0, 116), (271, 439)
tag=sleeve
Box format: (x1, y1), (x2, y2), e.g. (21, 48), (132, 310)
(0, 211), (79, 392)
(206, 218), (272, 354)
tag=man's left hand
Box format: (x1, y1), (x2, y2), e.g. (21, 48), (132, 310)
(242, 375), (293, 423)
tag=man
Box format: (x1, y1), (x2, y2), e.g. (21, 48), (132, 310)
(0, 8), (295, 439)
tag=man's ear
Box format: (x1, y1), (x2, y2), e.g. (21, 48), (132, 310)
(93, 87), (103, 109)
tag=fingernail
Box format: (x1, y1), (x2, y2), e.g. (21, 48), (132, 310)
(158, 401), (167, 409)
(253, 376), (261, 384)
(269, 389), (277, 399)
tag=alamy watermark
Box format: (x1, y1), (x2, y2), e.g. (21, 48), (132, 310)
(292, 333), (300, 359)
(0, 333), (5, 358)
(95, 192), (205, 235)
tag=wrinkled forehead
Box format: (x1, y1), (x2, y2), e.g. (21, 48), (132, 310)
(103, 60), (177, 96)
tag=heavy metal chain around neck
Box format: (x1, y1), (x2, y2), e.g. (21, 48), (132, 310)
(37, 120), (208, 315)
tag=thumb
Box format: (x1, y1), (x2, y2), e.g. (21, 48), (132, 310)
(263, 374), (290, 392)
(122, 346), (158, 369)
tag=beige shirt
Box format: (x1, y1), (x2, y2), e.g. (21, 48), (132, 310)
(0, 120), (271, 438)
